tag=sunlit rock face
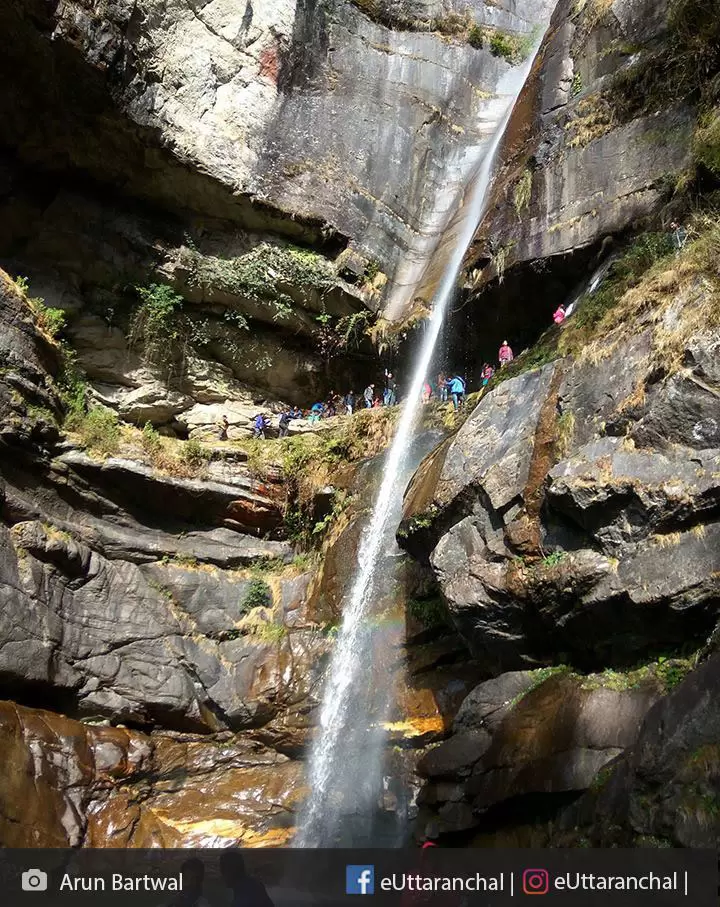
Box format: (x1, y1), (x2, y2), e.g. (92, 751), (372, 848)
(466, 0), (693, 282)
(400, 326), (720, 676)
(0, 0), (554, 322)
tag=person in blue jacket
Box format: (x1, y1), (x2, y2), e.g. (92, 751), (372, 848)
(448, 374), (466, 411)
(253, 413), (270, 439)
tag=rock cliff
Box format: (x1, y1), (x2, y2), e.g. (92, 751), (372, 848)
(2, 0), (720, 854)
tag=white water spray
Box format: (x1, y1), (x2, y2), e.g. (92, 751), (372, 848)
(297, 30), (550, 848)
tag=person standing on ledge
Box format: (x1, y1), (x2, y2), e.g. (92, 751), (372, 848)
(363, 383), (375, 408)
(448, 374), (466, 411)
(498, 340), (514, 368)
(384, 369), (397, 406)
(217, 414), (229, 441)
(437, 370), (448, 403)
(344, 389), (355, 415)
(253, 413), (269, 439)
(278, 410), (292, 438)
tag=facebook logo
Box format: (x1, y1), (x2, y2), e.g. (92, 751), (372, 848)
(346, 865), (375, 895)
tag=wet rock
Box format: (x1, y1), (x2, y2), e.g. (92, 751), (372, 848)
(0, 0), (554, 321)
(0, 700), (302, 848)
(466, 0), (693, 283)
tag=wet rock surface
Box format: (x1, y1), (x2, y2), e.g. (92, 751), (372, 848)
(468, 0), (692, 278)
(0, 700), (302, 848)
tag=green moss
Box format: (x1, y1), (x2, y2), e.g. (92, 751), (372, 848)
(489, 31), (519, 62)
(67, 407), (120, 457)
(589, 764), (615, 792)
(694, 108), (720, 175)
(467, 24), (484, 49)
(182, 242), (335, 317)
(14, 276), (66, 340)
(407, 596), (447, 627)
(248, 620), (287, 643)
(240, 579), (273, 613)
(399, 504), (440, 539)
(580, 655), (695, 693)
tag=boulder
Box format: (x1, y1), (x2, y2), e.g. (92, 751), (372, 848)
(416, 669), (661, 836)
(555, 652), (720, 847)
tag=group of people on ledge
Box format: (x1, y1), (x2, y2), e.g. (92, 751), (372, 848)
(234, 338), (526, 439)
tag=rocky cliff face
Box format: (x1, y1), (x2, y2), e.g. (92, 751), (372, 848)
(0, 0), (557, 428)
(431, 0), (715, 375)
(1, 0), (719, 854)
(400, 193), (720, 841)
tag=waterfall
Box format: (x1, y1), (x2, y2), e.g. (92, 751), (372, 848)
(297, 26), (550, 849)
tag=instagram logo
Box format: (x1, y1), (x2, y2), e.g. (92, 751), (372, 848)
(523, 869), (550, 895)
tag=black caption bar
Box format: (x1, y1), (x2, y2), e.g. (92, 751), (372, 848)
(0, 848), (716, 906)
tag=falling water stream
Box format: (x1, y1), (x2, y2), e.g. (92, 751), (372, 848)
(297, 25), (551, 848)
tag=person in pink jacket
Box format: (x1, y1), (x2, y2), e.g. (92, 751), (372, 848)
(498, 340), (514, 368)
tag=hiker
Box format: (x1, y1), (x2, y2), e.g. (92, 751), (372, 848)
(437, 371), (448, 403)
(553, 304), (567, 325)
(344, 390), (356, 415)
(372, 396), (382, 408)
(324, 397), (337, 418)
(308, 402), (324, 424)
(481, 363), (495, 388)
(498, 340), (514, 368)
(448, 374), (466, 411)
(253, 413), (269, 439)
(384, 369), (397, 406)
(363, 384), (375, 408)
(278, 410), (293, 438)
(421, 381), (432, 404)
(670, 221), (688, 254)
(217, 414), (229, 441)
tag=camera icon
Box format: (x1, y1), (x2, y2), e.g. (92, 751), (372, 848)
(522, 868), (549, 895)
(21, 870), (48, 892)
